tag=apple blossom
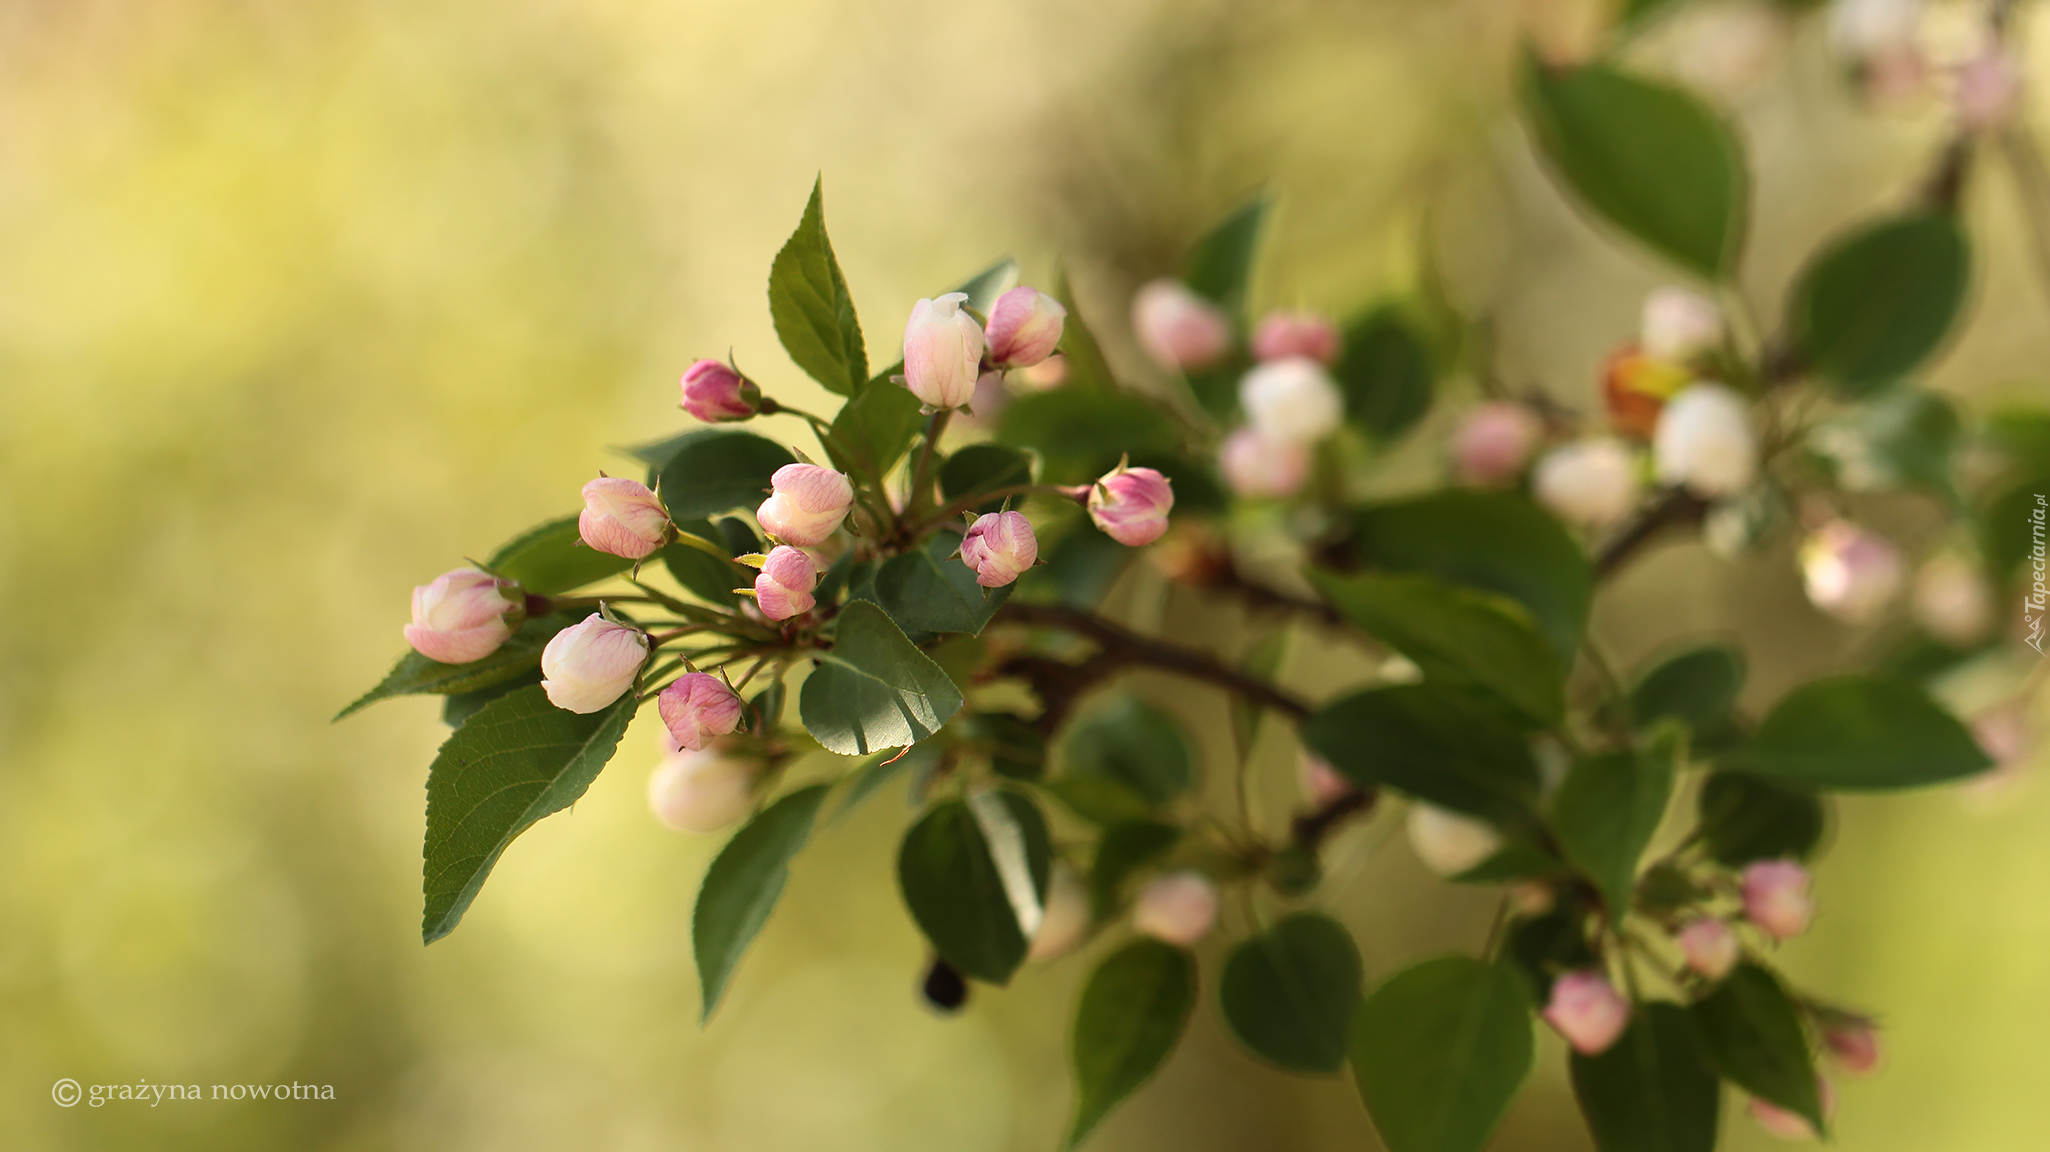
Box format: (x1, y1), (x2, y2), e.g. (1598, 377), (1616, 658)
(1219, 426), (1311, 499)
(983, 285), (1066, 369)
(1533, 438), (1643, 527)
(679, 358), (759, 422)
(404, 567), (524, 664)
(1741, 859), (1815, 940)
(1405, 804), (1502, 877)
(1654, 383), (1758, 497)
(959, 510), (1038, 588)
(753, 545), (821, 621)
(755, 463), (854, 547)
(1677, 917), (1740, 981)
(1088, 463), (1175, 546)
(1240, 356), (1344, 444)
(647, 743), (757, 833)
(1542, 970), (1631, 1055)
(540, 614), (648, 714)
(657, 672), (745, 752)
(1132, 871), (1219, 946)
(1250, 310), (1340, 364)
(1133, 279), (1231, 371)
(902, 292), (986, 410)
(1801, 521), (1904, 624)
(1450, 402), (1542, 487)
(579, 476), (671, 560)
(1640, 287), (1724, 362)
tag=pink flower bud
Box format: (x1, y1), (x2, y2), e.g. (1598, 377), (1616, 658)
(679, 358), (760, 422)
(959, 510), (1038, 588)
(1534, 438), (1643, 527)
(1240, 357), (1344, 444)
(1654, 383), (1758, 497)
(1220, 427), (1310, 499)
(1741, 859), (1814, 940)
(1451, 402), (1543, 487)
(1801, 521), (1904, 624)
(404, 567), (524, 664)
(540, 613), (647, 713)
(657, 672), (745, 752)
(1299, 753), (1355, 807)
(579, 476), (671, 560)
(1748, 1077), (1834, 1141)
(1405, 804), (1502, 877)
(1912, 552), (1994, 646)
(1088, 464), (1175, 547)
(1956, 46), (2022, 133)
(1133, 279), (1231, 371)
(1821, 1013), (1882, 1075)
(756, 463), (854, 548)
(753, 545), (820, 621)
(1250, 310), (1340, 364)
(1132, 871), (1218, 946)
(983, 286), (1067, 369)
(1677, 918), (1740, 981)
(1640, 287), (1724, 362)
(647, 743), (757, 833)
(1028, 864), (1090, 962)
(903, 292), (986, 410)
(1542, 970), (1631, 1055)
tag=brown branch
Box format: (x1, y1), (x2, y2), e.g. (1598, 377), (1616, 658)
(1290, 788), (1376, 852)
(1593, 488), (1709, 580)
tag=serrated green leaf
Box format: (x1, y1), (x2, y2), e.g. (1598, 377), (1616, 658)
(421, 685), (638, 943)
(1788, 212), (1970, 396)
(1551, 750), (1675, 923)
(1060, 696), (1197, 805)
(1690, 963), (1824, 1134)
(1570, 1003), (1720, 1152)
(1697, 773), (1827, 866)
(694, 784), (829, 1021)
(1337, 306), (1436, 441)
(337, 613), (577, 721)
(1723, 674), (1992, 790)
(650, 429), (796, 522)
(1220, 912), (1362, 1073)
(768, 177), (866, 395)
(487, 516), (634, 595)
(897, 791), (1051, 985)
(1303, 685), (1540, 824)
(799, 601), (965, 755)
(442, 667), (543, 727)
(872, 529), (1014, 635)
(1351, 955), (1534, 1152)
(1067, 938), (1196, 1147)
(829, 364), (923, 481)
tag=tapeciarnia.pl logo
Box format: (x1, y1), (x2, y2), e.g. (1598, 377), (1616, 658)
(2026, 493), (2046, 657)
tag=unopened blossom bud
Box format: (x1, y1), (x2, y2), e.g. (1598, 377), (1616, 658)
(1028, 864), (1091, 962)
(1955, 46), (2022, 133)
(647, 743), (757, 833)
(1405, 804), (1503, 877)
(1749, 1077), (1835, 1141)
(1912, 552), (1994, 646)
(1133, 279), (1231, 371)
(404, 567), (524, 664)
(1132, 871), (1219, 946)
(1542, 971), (1631, 1056)
(1088, 464), (1175, 546)
(1451, 402), (1542, 487)
(1250, 310), (1340, 364)
(983, 286), (1067, 369)
(1240, 357), (1344, 444)
(579, 476), (671, 560)
(958, 510), (1038, 588)
(1219, 427), (1310, 499)
(1534, 438), (1643, 527)
(753, 545), (821, 621)
(540, 614), (647, 713)
(1677, 917), (1740, 981)
(1801, 521), (1904, 624)
(1741, 859), (1814, 940)
(1602, 348), (1693, 440)
(1828, 0), (1922, 59)
(679, 358), (759, 422)
(1821, 1013), (1882, 1074)
(755, 463), (854, 547)
(902, 292), (986, 410)
(657, 672), (745, 752)
(1641, 287), (1724, 363)
(1299, 753), (1355, 807)
(1654, 383), (1758, 497)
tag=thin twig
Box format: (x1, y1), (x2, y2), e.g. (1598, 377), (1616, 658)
(992, 601), (1313, 721)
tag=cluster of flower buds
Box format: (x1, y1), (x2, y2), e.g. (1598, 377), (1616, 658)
(1186, 300), (1344, 502)
(904, 286), (1066, 411)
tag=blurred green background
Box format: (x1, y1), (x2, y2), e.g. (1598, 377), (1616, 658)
(3, 0), (2048, 1148)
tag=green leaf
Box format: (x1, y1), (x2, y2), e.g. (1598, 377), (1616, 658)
(940, 443), (1034, 515)
(337, 613), (577, 721)
(799, 601), (965, 755)
(1551, 751), (1675, 923)
(1336, 306), (1436, 441)
(442, 667), (543, 727)
(650, 429), (796, 522)
(1304, 685), (1540, 824)
(1341, 490), (1594, 667)
(1182, 198), (1267, 318)
(997, 387), (1184, 485)
(421, 685), (638, 943)
(872, 528), (1014, 635)
(693, 784), (829, 1020)
(486, 515), (633, 595)
(767, 177), (866, 395)
(1723, 674), (1992, 790)
(1788, 212), (1971, 396)
(1690, 963), (1824, 1134)
(956, 711), (1046, 781)
(1067, 939), (1197, 1147)
(1502, 906), (1598, 1001)
(953, 257), (1018, 312)
(1310, 570), (1566, 726)
(829, 366), (924, 481)
(1522, 58), (1746, 278)
(1220, 912), (1362, 1073)
(1629, 644), (1745, 740)
(1052, 270), (1118, 390)
(1697, 773), (1826, 866)
(1809, 385), (1961, 495)
(1041, 774), (1158, 827)
(1088, 819), (1181, 920)
(830, 742), (940, 822)
(660, 518), (748, 606)
(1020, 521), (1136, 610)
(1059, 696), (1197, 805)
(1570, 1003), (1720, 1152)
(897, 791), (1051, 985)
(1453, 840), (1571, 885)
(1351, 955), (1534, 1152)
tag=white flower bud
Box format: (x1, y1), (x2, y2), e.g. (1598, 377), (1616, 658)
(647, 744), (757, 833)
(539, 614), (647, 713)
(902, 292), (986, 410)
(1219, 427), (1311, 499)
(1654, 383), (1758, 497)
(1640, 287), (1724, 362)
(1405, 804), (1502, 877)
(1801, 521), (1904, 624)
(1534, 438), (1643, 527)
(1132, 871), (1218, 946)
(1240, 357), (1345, 444)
